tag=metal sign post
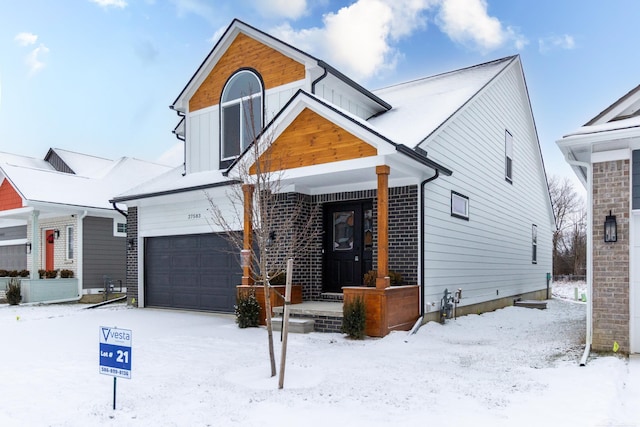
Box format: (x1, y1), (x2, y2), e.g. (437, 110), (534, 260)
(99, 326), (132, 409)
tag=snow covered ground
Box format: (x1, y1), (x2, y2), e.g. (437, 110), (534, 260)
(1, 282), (638, 426)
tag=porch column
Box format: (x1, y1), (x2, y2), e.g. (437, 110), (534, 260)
(242, 184), (255, 285)
(376, 165), (390, 289)
(30, 210), (40, 280)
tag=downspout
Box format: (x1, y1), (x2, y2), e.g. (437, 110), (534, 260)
(77, 210), (89, 300)
(311, 64), (328, 95)
(112, 202), (127, 218)
(420, 170), (441, 317)
(567, 158), (592, 366)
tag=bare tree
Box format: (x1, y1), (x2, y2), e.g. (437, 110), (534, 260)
(206, 89), (318, 377)
(548, 175), (585, 276)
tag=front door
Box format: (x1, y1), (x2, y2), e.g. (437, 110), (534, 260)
(45, 229), (55, 270)
(323, 201), (373, 292)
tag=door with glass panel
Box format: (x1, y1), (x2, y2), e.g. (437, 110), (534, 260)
(323, 201), (373, 292)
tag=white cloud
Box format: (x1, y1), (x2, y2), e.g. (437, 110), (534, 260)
(170, 0), (216, 23)
(26, 44), (50, 76)
(14, 32), (38, 46)
(89, 0), (127, 8)
(539, 34), (575, 53)
(436, 0), (526, 51)
(254, 0), (308, 20)
(273, 0), (437, 81)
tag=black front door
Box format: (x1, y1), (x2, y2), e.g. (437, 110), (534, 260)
(323, 201), (373, 292)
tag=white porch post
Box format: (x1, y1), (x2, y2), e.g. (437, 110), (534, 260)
(30, 210), (40, 279)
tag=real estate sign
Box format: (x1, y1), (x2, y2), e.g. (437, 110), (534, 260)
(99, 326), (132, 379)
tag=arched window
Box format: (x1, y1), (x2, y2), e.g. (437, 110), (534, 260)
(221, 70), (263, 161)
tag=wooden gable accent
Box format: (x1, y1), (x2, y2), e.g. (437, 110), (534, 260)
(189, 33), (306, 112)
(0, 179), (22, 211)
(250, 108), (377, 174)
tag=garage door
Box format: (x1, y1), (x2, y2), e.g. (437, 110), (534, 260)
(0, 245), (27, 271)
(144, 233), (242, 313)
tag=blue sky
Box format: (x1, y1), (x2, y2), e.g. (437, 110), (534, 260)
(1, 0), (638, 193)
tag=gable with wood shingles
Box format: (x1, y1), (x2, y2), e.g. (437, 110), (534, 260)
(250, 108), (377, 174)
(189, 33), (306, 112)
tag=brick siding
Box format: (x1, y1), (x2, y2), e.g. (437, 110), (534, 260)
(126, 207), (138, 306)
(592, 160), (630, 353)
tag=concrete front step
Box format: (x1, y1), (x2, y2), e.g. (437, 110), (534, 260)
(271, 317), (315, 333)
(514, 299), (547, 309)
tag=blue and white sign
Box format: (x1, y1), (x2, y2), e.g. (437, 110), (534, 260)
(99, 326), (132, 379)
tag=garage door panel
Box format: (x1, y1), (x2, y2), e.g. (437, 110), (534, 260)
(145, 233), (241, 313)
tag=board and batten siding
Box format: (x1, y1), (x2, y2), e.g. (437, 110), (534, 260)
(186, 82), (304, 174)
(421, 60), (553, 307)
(314, 81), (378, 121)
(82, 216), (126, 290)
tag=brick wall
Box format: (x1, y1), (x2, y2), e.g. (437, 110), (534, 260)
(592, 159), (630, 353)
(126, 207), (138, 306)
(269, 185), (419, 300)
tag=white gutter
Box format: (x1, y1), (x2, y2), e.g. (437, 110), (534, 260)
(566, 157), (592, 366)
(77, 210), (88, 299)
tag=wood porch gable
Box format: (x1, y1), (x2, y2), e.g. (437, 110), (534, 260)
(0, 179), (23, 211)
(249, 107), (377, 174)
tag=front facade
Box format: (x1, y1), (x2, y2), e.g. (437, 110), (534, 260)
(115, 20), (553, 332)
(558, 84), (640, 354)
(0, 148), (170, 302)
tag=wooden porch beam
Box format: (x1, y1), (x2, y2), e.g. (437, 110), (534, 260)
(242, 184), (254, 285)
(376, 165), (390, 289)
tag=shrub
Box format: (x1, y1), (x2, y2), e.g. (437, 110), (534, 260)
(6, 277), (21, 305)
(342, 295), (366, 339)
(60, 269), (74, 278)
(18, 270), (29, 278)
(7, 270), (18, 277)
(38, 269), (46, 279)
(235, 290), (260, 328)
(0, 270), (7, 277)
(45, 269), (58, 279)
(363, 270), (403, 286)
(268, 271), (286, 286)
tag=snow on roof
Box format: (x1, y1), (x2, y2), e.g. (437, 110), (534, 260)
(0, 151), (171, 210)
(563, 115), (640, 138)
(50, 148), (115, 178)
(113, 166), (232, 201)
(369, 56), (515, 147)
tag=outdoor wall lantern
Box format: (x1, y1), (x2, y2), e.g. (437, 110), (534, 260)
(54, 229), (60, 239)
(25, 243), (32, 254)
(267, 231), (276, 247)
(127, 238), (135, 250)
(604, 210), (617, 243)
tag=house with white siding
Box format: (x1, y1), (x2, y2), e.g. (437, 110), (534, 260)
(557, 84), (640, 355)
(113, 19), (554, 336)
(0, 148), (170, 302)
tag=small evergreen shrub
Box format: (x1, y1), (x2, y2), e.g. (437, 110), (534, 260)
(7, 270), (18, 277)
(38, 269), (46, 279)
(235, 290), (260, 328)
(0, 270), (7, 277)
(18, 270), (29, 278)
(45, 270), (58, 279)
(363, 270), (403, 286)
(6, 277), (21, 305)
(60, 269), (74, 278)
(342, 295), (366, 339)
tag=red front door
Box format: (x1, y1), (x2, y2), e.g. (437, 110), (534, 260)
(45, 229), (55, 270)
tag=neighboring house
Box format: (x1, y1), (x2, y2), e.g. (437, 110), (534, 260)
(557, 84), (640, 355)
(0, 148), (171, 302)
(113, 19), (554, 333)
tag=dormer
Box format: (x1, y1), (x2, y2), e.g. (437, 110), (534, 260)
(171, 19), (391, 175)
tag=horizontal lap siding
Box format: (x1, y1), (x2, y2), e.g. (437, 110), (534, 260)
(83, 217), (126, 290)
(422, 63), (553, 306)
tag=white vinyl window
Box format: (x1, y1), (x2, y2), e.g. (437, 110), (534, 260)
(451, 191), (469, 220)
(220, 70), (263, 161)
(66, 226), (74, 260)
(505, 130), (513, 183)
(113, 219), (127, 237)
